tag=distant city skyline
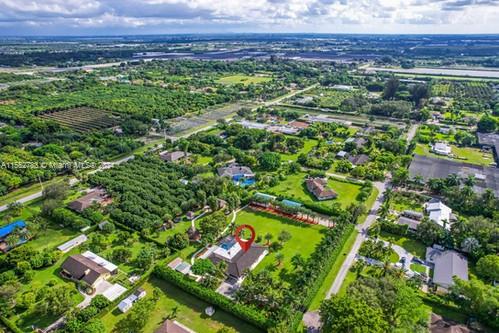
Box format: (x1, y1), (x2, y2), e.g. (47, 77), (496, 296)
(0, 0), (498, 36)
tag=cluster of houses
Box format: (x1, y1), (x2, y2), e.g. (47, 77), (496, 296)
(396, 198), (456, 232)
(239, 119), (310, 135)
(394, 198), (468, 291)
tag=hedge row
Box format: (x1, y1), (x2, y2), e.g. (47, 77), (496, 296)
(153, 265), (273, 330)
(379, 220), (409, 236)
(302, 223), (354, 308)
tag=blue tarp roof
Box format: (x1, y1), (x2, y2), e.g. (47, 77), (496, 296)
(282, 199), (302, 208)
(0, 220), (26, 238)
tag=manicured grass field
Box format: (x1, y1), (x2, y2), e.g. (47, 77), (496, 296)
(102, 277), (262, 333)
(379, 231), (426, 259)
(414, 144), (494, 166)
(308, 228), (357, 310)
(279, 138), (318, 162)
(411, 263), (427, 274)
(194, 155), (213, 165)
(217, 74), (271, 85)
(268, 172), (362, 208)
(236, 209), (325, 279)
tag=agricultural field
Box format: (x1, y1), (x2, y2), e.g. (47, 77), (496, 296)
(414, 143), (494, 166)
(293, 87), (360, 109)
(39, 107), (120, 132)
(431, 80), (495, 99)
(217, 74), (272, 85)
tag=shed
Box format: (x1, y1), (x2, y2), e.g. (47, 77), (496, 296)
(57, 234), (88, 253)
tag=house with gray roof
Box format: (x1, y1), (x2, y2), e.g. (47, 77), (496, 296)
(426, 247), (468, 290)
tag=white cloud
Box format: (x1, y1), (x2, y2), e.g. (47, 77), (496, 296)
(0, 0), (497, 34)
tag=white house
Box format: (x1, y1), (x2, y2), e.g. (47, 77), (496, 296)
(431, 142), (451, 156)
(118, 295), (136, 313)
(57, 234), (88, 253)
(425, 200), (454, 230)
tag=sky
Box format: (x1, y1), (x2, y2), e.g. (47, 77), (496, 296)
(0, 0), (498, 36)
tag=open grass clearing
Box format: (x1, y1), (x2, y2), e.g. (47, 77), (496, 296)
(414, 144), (494, 167)
(278, 138), (317, 162)
(101, 277), (262, 333)
(217, 74), (272, 85)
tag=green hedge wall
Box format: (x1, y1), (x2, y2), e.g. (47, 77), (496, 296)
(153, 265), (273, 330)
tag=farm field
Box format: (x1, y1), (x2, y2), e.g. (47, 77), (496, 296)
(297, 87), (360, 109)
(414, 143), (494, 166)
(236, 208), (325, 278)
(217, 74), (272, 85)
(101, 277), (262, 333)
(267, 172), (363, 208)
(39, 107), (120, 132)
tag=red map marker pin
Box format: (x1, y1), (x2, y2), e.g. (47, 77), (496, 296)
(234, 224), (256, 252)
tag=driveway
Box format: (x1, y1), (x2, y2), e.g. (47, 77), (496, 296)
(326, 181), (388, 297)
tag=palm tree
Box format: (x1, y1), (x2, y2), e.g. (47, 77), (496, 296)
(5, 234), (19, 248)
(291, 254), (305, 271)
(264, 233), (273, 245)
(275, 253), (284, 267)
(217, 261), (228, 278)
(351, 260), (366, 278)
(461, 237), (480, 254)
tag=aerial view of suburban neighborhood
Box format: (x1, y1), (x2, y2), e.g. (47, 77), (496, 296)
(0, 1), (498, 333)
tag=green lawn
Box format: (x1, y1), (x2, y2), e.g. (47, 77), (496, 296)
(411, 263), (427, 274)
(195, 155), (213, 165)
(268, 172), (363, 209)
(390, 192), (424, 213)
(217, 74), (271, 85)
(279, 138), (318, 162)
(379, 231), (427, 259)
(389, 249), (400, 263)
(308, 228), (357, 310)
(236, 209), (325, 280)
(151, 220), (194, 244)
(414, 144), (494, 166)
(102, 277), (262, 333)
(28, 223), (81, 251)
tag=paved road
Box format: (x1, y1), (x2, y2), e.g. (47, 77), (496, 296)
(0, 155), (135, 213)
(406, 123), (419, 144)
(326, 181), (388, 297)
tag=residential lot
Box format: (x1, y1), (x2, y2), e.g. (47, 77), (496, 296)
(236, 208), (325, 277)
(102, 277), (261, 333)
